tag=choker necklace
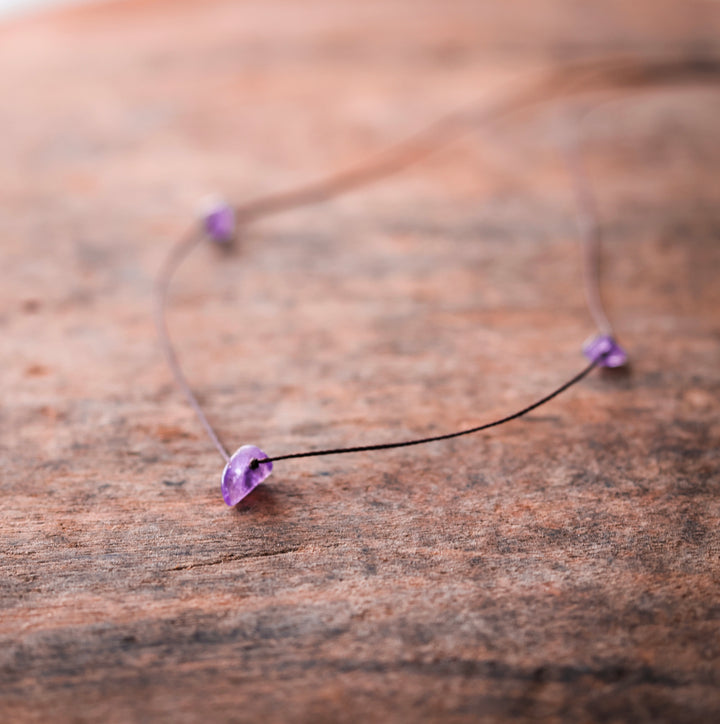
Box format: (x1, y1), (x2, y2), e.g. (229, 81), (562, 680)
(154, 75), (632, 507)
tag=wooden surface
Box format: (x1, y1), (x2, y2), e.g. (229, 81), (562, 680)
(1, 1), (719, 721)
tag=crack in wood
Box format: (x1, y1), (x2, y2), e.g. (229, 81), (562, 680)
(166, 547), (303, 571)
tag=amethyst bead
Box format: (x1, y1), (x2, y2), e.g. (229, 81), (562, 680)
(583, 334), (628, 368)
(221, 445), (273, 506)
(203, 201), (235, 243)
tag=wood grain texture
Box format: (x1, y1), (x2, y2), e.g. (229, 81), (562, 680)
(1, 1), (719, 722)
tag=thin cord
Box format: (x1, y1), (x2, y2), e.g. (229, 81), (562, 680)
(231, 56), (720, 227)
(154, 225), (231, 462)
(155, 57), (720, 467)
(251, 114), (612, 466)
(255, 359), (601, 465)
(155, 110), (605, 468)
(564, 129), (614, 336)
(253, 134), (608, 465)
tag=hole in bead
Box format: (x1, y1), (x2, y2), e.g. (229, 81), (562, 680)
(221, 446), (273, 506)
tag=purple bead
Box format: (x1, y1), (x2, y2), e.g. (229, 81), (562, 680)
(221, 445), (273, 506)
(203, 201), (235, 243)
(583, 334), (628, 368)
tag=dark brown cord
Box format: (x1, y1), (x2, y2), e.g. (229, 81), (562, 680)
(252, 358), (601, 466)
(155, 55), (720, 467)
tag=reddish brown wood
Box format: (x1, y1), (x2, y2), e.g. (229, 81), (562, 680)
(1, 1), (719, 721)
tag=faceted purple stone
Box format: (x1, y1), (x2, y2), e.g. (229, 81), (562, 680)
(583, 334), (628, 368)
(203, 201), (235, 243)
(221, 445), (273, 506)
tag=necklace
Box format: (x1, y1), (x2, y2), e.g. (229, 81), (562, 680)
(152, 62), (659, 506)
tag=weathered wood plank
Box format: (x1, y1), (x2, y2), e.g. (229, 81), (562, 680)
(1, 1), (719, 721)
